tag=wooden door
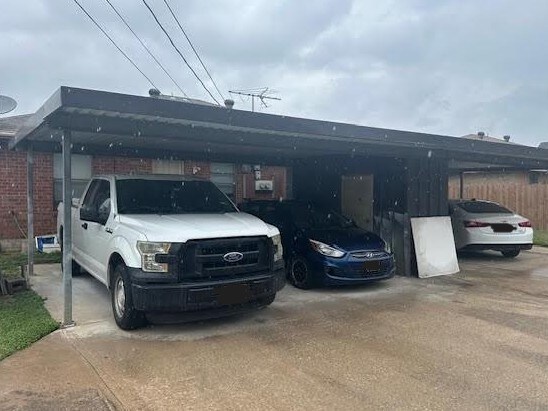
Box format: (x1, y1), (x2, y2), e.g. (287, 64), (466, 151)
(341, 175), (374, 230)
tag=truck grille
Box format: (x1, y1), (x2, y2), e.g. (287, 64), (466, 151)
(180, 236), (270, 280)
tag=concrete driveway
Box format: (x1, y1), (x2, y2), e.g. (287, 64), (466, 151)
(2, 249), (548, 410)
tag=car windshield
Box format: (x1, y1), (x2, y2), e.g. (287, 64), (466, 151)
(457, 201), (513, 214)
(289, 203), (353, 229)
(116, 179), (237, 214)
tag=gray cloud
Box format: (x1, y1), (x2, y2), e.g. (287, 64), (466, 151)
(1, 0), (547, 145)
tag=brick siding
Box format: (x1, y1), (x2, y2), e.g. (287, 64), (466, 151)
(1, 148), (288, 240)
(92, 156), (152, 174)
(0, 140), (55, 240)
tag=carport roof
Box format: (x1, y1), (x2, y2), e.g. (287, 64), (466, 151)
(10, 86), (548, 168)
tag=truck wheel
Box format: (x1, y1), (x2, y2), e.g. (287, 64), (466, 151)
(111, 263), (146, 330)
(501, 249), (520, 258)
(289, 257), (314, 290)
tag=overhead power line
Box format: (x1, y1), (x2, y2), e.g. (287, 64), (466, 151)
(162, 0), (225, 101)
(72, 0), (158, 90)
(141, 0), (221, 105)
(104, 0), (188, 97)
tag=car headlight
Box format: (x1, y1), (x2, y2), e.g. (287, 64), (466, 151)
(137, 241), (172, 273)
(271, 234), (283, 262)
(383, 240), (392, 254)
(309, 239), (345, 258)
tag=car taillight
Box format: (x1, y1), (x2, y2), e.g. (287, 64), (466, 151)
(518, 221), (532, 228)
(464, 220), (490, 228)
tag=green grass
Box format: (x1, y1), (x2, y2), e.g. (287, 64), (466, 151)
(0, 251), (61, 279)
(534, 230), (548, 247)
(0, 290), (58, 360)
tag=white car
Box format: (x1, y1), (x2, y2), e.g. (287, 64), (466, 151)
(449, 199), (533, 258)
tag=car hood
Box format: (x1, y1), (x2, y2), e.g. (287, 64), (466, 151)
(118, 212), (279, 242)
(305, 227), (384, 252)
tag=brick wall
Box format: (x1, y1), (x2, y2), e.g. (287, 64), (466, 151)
(235, 166), (287, 205)
(0, 140), (55, 240)
(183, 161), (211, 178)
(92, 156), (152, 174)
(1, 148), (289, 241)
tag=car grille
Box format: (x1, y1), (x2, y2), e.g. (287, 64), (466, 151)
(330, 258), (394, 279)
(180, 236), (270, 281)
(350, 250), (389, 259)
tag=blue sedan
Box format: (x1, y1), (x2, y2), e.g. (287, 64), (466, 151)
(240, 200), (395, 289)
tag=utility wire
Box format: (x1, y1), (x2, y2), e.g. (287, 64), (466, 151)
(162, 0), (225, 101)
(104, 0), (188, 97)
(141, 0), (221, 105)
(72, 0), (159, 90)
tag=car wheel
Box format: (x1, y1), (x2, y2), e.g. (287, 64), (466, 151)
(111, 263), (147, 330)
(290, 257), (314, 289)
(501, 249), (520, 258)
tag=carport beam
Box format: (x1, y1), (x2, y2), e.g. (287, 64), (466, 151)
(62, 130), (74, 327)
(27, 145), (34, 279)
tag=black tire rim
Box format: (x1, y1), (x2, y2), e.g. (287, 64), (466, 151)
(292, 260), (308, 286)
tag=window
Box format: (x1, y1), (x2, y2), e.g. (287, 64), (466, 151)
(81, 179), (111, 225)
(529, 172), (540, 185)
(211, 162), (235, 197)
(151, 159), (184, 175)
(457, 201), (513, 214)
(53, 154), (92, 205)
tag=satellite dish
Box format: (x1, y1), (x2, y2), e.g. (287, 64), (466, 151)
(0, 95), (17, 115)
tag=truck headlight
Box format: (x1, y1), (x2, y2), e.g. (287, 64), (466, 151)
(309, 239), (345, 258)
(137, 241), (172, 273)
(271, 234), (283, 262)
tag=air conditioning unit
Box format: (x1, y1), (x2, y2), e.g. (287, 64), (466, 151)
(255, 180), (273, 192)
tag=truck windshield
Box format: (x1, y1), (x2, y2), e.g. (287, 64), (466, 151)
(116, 179), (237, 214)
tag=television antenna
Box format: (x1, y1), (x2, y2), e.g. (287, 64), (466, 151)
(229, 87), (280, 112)
(0, 95), (17, 115)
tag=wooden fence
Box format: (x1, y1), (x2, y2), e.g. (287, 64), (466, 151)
(448, 182), (548, 231)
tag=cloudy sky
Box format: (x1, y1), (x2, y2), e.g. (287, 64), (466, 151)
(1, 0), (547, 146)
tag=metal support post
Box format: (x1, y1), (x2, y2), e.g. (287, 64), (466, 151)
(27, 146), (34, 280)
(459, 172), (464, 199)
(62, 130), (74, 326)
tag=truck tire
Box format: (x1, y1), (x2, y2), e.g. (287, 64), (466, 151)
(111, 263), (147, 330)
(289, 257), (315, 290)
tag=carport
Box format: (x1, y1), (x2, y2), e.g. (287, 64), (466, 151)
(10, 86), (548, 326)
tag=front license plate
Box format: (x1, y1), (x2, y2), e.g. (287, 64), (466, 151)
(216, 283), (252, 305)
(364, 260), (381, 272)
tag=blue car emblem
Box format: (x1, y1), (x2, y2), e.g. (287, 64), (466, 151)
(365, 252), (374, 258)
(223, 252), (244, 263)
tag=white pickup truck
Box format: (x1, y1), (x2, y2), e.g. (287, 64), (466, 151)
(57, 175), (285, 330)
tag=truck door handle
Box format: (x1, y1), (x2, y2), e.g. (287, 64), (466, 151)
(105, 227), (113, 234)
(81, 223), (88, 229)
